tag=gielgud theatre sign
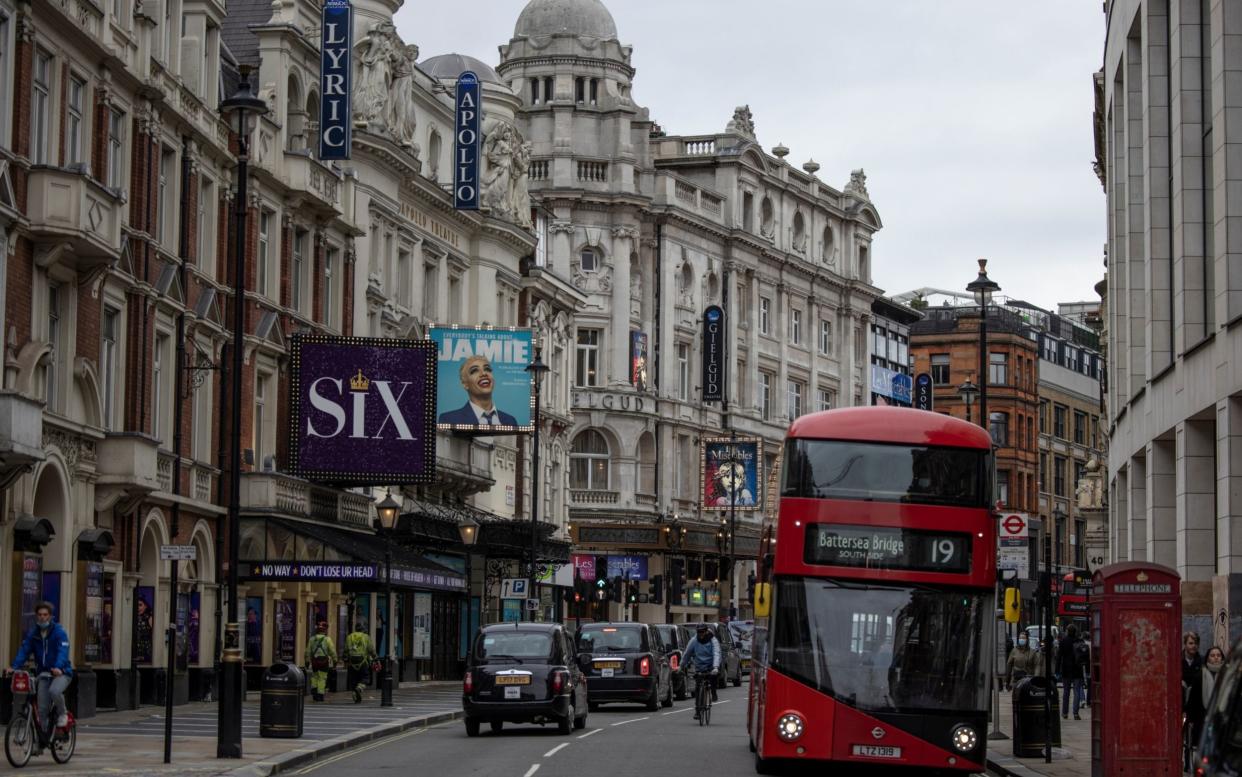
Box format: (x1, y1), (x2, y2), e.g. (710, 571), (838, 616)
(288, 334), (438, 484)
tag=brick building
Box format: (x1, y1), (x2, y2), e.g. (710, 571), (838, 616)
(909, 305), (1040, 516)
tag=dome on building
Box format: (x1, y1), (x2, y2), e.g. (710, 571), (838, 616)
(419, 53), (504, 85)
(514, 0), (618, 40)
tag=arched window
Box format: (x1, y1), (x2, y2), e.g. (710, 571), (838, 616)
(428, 129), (442, 180)
(304, 92), (320, 156)
(822, 226), (835, 263)
(575, 77), (585, 104)
(636, 433), (656, 495)
(859, 244), (870, 281)
(792, 211), (806, 253)
(580, 247), (599, 272)
(742, 191), (754, 232)
(570, 429), (610, 490)
(760, 197), (774, 237)
(679, 263), (693, 294)
(286, 75), (305, 152)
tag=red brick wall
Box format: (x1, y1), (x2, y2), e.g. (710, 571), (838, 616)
(216, 198), (228, 286)
(90, 88), (107, 182)
(128, 120), (145, 228)
(123, 290), (146, 433)
(279, 221), (292, 309)
(342, 247), (353, 336)
(6, 238), (32, 346)
(13, 21), (32, 212)
(76, 283), (99, 363)
(186, 170), (199, 264)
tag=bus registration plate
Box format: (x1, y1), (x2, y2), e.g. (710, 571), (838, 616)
(852, 745), (901, 759)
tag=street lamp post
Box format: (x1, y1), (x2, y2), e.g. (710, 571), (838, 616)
(375, 491), (401, 708)
(525, 348), (550, 622)
(957, 378), (979, 424)
(1043, 507), (1063, 764)
(217, 65), (268, 760)
(458, 514), (479, 640)
(966, 259), (1001, 432)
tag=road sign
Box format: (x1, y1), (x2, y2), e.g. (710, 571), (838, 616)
(999, 513), (1028, 540)
(501, 578), (529, 600)
(526, 598), (539, 611)
(160, 545), (197, 561)
(997, 544), (1030, 580)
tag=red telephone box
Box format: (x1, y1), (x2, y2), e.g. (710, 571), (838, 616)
(1091, 562), (1182, 776)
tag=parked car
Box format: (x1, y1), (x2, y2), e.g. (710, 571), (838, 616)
(652, 623), (693, 700)
(462, 622), (588, 736)
(684, 621), (743, 688)
(576, 622), (672, 711)
(728, 619), (754, 674)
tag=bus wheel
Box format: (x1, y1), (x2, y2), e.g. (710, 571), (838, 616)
(749, 738), (756, 753)
(754, 751), (776, 775)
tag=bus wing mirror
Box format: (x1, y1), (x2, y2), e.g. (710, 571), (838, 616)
(754, 583), (772, 618)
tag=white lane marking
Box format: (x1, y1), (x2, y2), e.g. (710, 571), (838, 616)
(577, 727), (603, 739)
(610, 716), (650, 727)
(662, 706), (693, 716)
(715, 699), (732, 705)
(544, 743), (570, 758)
(523, 765), (541, 777)
(291, 725), (440, 774)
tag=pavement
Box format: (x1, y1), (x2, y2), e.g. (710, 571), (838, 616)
(13, 682), (463, 776)
(987, 684), (1092, 777)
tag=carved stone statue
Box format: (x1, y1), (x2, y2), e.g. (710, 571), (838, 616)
(727, 105), (756, 138)
(386, 43), (420, 148)
(355, 23), (397, 128)
(509, 140), (533, 228)
(482, 122), (515, 213)
(846, 168), (869, 199)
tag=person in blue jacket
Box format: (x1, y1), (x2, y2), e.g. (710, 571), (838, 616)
(5, 602), (73, 733)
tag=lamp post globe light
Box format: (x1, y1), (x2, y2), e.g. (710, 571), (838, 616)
(965, 259), (1001, 433)
(458, 514), (479, 638)
(957, 378), (979, 424)
(217, 64), (269, 760)
(525, 348), (550, 622)
(374, 491), (402, 708)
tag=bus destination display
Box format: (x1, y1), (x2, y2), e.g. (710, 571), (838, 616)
(804, 524), (971, 573)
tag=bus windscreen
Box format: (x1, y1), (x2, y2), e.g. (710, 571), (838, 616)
(770, 578), (988, 714)
(782, 439), (987, 508)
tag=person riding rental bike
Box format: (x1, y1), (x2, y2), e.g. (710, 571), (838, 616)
(345, 623), (377, 704)
(681, 624), (721, 719)
(5, 602), (73, 740)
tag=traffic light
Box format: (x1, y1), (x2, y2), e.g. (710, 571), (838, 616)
(670, 559), (686, 605)
(595, 556), (608, 582)
(650, 575), (663, 605)
(627, 583), (638, 605)
(611, 576), (624, 603)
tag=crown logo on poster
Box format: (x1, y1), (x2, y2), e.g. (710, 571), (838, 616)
(350, 369), (370, 392)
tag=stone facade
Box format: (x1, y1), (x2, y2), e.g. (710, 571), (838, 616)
(497, 0), (883, 623)
(1098, 0), (1242, 645)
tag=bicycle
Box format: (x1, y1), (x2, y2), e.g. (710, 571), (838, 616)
(688, 668), (716, 727)
(5, 670), (76, 768)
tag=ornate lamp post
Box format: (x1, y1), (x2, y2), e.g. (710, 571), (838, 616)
(525, 348), (550, 621)
(966, 259), (1001, 431)
(375, 491), (401, 708)
(458, 513), (479, 637)
(217, 65), (268, 760)
(957, 378), (979, 424)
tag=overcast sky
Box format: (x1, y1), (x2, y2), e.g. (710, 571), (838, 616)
(395, 0), (1105, 311)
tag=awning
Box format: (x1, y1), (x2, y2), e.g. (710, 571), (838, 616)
(241, 518), (466, 593)
(397, 502), (571, 564)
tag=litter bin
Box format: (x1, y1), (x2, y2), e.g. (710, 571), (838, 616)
(1012, 676), (1061, 758)
(260, 663), (305, 738)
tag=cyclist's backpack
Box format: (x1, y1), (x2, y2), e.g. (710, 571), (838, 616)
(309, 636), (331, 671)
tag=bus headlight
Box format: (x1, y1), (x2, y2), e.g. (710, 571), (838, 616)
(776, 713), (805, 742)
(951, 724), (978, 752)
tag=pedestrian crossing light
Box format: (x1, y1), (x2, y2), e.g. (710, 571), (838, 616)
(1004, 587), (1021, 624)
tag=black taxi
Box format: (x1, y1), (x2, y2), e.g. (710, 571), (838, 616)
(576, 622), (672, 711)
(462, 622), (588, 736)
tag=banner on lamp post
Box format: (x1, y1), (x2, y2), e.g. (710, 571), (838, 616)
(454, 72), (481, 210)
(702, 305), (725, 402)
(318, 0), (352, 160)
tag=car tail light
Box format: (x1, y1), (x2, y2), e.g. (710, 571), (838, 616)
(670, 654), (680, 671)
(463, 671), (473, 694)
(11, 671), (30, 694)
(551, 670), (566, 694)
(639, 657), (651, 677)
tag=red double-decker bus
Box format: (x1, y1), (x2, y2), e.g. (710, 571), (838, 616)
(748, 407), (996, 774)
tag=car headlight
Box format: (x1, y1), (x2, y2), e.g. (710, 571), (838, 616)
(951, 724), (978, 752)
(776, 713), (805, 742)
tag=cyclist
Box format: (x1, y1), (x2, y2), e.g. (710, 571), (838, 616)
(681, 624), (721, 719)
(5, 602), (73, 738)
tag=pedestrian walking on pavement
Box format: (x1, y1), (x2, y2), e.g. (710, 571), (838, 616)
(1005, 630), (1042, 689)
(1183, 631), (1206, 747)
(305, 621), (336, 702)
(345, 623), (377, 704)
(1058, 624), (1084, 720)
(1202, 646), (1227, 710)
(1074, 632), (1092, 707)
